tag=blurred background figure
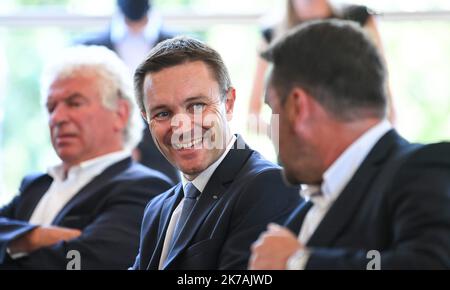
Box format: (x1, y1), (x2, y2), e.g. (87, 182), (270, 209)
(81, 0), (175, 72)
(79, 0), (180, 184)
(248, 0), (395, 130)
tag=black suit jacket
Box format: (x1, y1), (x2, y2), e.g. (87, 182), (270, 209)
(131, 137), (301, 270)
(286, 130), (450, 269)
(0, 157), (173, 269)
(80, 29), (174, 53)
(78, 28), (180, 185)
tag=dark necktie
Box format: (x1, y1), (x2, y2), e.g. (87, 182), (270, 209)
(291, 187), (323, 234)
(170, 182), (201, 247)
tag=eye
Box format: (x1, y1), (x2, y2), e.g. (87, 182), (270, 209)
(154, 111), (171, 121)
(67, 99), (83, 108)
(64, 95), (87, 109)
(46, 103), (55, 114)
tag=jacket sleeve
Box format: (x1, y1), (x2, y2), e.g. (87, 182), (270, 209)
(0, 175), (43, 263)
(4, 175), (171, 269)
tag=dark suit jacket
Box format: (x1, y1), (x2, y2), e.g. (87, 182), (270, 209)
(131, 137), (301, 270)
(286, 130), (450, 269)
(80, 28), (174, 53)
(78, 28), (180, 184)
(0, 157), (173, 269)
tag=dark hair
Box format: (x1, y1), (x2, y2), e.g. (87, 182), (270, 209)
(134, 36), (232, 114)
(118, 0), (151, 21)
(262, 19), (387, 120)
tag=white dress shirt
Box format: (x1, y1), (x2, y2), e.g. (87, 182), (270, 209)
(29, 150), (130, 226)
(110, 10), (162, 72)
(288, 120), (392, 269)
(158, 135), (237, 269)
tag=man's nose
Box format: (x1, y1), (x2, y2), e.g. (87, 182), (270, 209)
(49, 104), (69, 126)
(170, 112), (195, 131)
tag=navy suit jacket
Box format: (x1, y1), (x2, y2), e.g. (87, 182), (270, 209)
(0, 157), (173, 269)
(286, 130), (450, 269)
(79, 28), (174, 54)
(78, 29), (180, 185)
(131, 137), (301, 270)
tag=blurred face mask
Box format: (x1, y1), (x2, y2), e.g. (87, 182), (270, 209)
(118, 0), (150, 21)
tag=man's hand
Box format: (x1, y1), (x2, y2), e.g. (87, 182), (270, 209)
(249, 223), (302, 270)
(8, 226), (82, 255)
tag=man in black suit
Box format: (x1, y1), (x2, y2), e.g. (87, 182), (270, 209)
(249, 19), (450, 270)
(81, 0), (174, 71)
(130, 36), (300, 270)
(0, 45), (173, 269)
(79, 0), (179, 184)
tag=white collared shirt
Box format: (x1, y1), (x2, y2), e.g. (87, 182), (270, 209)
(289, 119), (392, 269)
(158, 135), (237, 269)
(28, 150), (130, 226)
(181, 135), (237, 192)
(110, 10), (162, 71)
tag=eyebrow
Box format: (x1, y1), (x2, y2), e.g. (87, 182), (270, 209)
(149, 95), (209, 113)
(183, 96), (209, 104)
(149, 104), (169, 114)
(66, 93), (86, 101)
(46, 93), (85, 107)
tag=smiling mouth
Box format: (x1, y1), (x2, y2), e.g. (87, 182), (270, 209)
(172, 137), (203, 150)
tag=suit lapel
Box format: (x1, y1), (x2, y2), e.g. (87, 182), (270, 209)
(158, 184), (183, 237)
(146, 184), (183, 269)
(51, 157), (132, 225)
(307, 130), (404, 247)
(18, 175), (53, 221)
(163, 135), (253, 268)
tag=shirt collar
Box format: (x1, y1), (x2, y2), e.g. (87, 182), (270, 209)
(181, 135), (237, 193)
(301, 119), (392, 202)
(110, 10), (162, 45)
(48, 149), (131, 182)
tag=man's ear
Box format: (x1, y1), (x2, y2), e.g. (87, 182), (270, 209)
(285, 87), (311, 133)
(114, 99), (130, 132)
(225, 87), (236, 121)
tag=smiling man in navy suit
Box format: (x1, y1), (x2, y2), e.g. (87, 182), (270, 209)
(249, 20), (450, 270)
(130, 36), (300, 270)
(0, 45), (173, 269)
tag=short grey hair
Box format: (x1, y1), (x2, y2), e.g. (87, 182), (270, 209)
(40, 45), (142, 150)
